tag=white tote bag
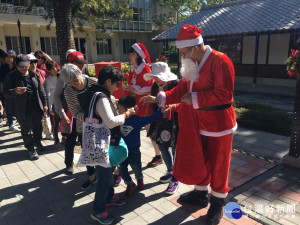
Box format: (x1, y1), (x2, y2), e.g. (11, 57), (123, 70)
(77, 92), (111, 167)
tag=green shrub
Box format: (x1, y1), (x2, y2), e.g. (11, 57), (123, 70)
(233, 100), (292, 136)
(121, 63), (130, 74)
(88, 68), (96, 77)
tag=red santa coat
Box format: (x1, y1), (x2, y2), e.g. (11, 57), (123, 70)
(125, 62), (154, 117)
(158, 46), (237, 185)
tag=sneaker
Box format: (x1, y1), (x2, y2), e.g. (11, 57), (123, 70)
(147, 156), (163, 167)
(45, 133), (54, 140)
(125, 182), (137, 196)
(91, 211), (114, 225)
(36, 143), (46, 152)
(12, 116), (17, 121)
(113, 174), (122, 187)
(106, 194), (127, 207)
(165, 180), (179, 195)
(28, 150), (39, 160)
(159, 171), (173, 183)
(65, 165), (74, 175)
(9, 125), (20, 132)
(81, 176), (97, 190)
(137, 178), (144, 191)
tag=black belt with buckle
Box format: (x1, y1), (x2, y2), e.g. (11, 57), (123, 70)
(199, 103), (232, 110)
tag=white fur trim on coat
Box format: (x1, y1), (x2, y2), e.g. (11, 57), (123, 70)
(176, 36), (203, 48)
(199, 123), (238, 137)
(157, 91), (166, 106)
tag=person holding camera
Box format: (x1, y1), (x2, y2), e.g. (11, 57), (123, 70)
(4, 54), (48, 160)
(34, 50), (60, 77)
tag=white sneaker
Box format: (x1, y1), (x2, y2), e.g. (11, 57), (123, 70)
(45, 133), (54, 140)
(9, 125), (20, 132)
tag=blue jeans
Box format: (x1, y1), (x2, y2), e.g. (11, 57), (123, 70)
(158, 144), (176, 172)
(93, 166), (114, 213)
(5, 98), (13, 126)
(119, 150), (143, 184)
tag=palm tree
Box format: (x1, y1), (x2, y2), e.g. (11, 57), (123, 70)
(52, 0), (75, 65)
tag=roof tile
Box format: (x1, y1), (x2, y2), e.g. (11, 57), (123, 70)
(153, 0), (300, 41)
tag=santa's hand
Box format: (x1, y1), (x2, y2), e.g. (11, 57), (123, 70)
(181, 93), (192, 105)
(140, 95), (158, 104)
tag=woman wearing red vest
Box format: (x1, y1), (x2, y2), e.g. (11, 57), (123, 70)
(124, 43), (163, 167)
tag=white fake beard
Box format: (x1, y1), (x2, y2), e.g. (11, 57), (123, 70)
(180, 57), (199, 81)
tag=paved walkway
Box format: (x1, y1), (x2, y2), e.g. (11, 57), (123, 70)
(1, 92), (300, 225)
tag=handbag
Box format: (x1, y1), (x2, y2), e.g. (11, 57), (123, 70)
(156, 118), (173, 147)
(108, 138), (128, 167)
(77, 92), (111, 167)
(59, 109), (73, 134)
(41, 116), (52, 135)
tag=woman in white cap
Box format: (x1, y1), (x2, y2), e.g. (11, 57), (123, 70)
(143, 62), (180, 195)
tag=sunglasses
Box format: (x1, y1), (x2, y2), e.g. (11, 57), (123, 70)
(36, 56), (46, 60)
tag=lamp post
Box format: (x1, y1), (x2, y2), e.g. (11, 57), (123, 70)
(17, 19), (24, 53)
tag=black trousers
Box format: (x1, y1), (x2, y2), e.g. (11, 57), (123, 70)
(17, 109), (43, 151)
(50, 113), (60, 144)
(64, 119), (95, 176)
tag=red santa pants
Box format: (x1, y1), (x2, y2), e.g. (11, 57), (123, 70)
(196, 133), (233, 198)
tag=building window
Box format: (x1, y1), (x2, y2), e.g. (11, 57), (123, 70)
(40, 37), (58, 55)
(206, 36), (242, 64)
(97, 39), (112, 55)
(74, 38), (87, 58)
(5, 36), (31, 54)
(290, 31), (300, 51)
(123, 39), (136, 54)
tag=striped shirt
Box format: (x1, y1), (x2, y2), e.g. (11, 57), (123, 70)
(64, 76), (97, 133)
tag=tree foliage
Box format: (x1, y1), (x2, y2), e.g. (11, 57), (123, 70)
(31, 0), (133, 64)
(153, 0), (236, 27)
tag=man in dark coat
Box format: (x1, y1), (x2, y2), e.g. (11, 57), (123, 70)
(4, 54), (48, 160)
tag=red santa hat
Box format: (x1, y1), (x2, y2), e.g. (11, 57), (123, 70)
(132, 43), (151, 65)
(175, 24), (203, 48)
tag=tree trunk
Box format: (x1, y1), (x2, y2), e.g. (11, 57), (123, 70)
(289, 79), (300, 157)
(53, 0), (75, 66)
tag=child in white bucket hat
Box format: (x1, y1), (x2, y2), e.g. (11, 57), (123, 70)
(143, 62), (180, 195)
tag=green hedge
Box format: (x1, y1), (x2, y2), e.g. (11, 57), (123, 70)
(234, 100), (292, 136)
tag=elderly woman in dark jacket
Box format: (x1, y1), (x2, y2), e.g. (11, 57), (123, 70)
(4, 54), (48, 160)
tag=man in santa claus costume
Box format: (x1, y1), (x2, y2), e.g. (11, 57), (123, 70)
(142, 24), (237, 225)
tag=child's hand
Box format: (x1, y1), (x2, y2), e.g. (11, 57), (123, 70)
(127, 106), (136, 116)
(124, 86), (135, 93)
(140, 95), (158, 104)
(161, 105), (170, 113)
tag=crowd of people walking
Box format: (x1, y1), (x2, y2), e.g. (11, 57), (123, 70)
(0, 24), (236, 225)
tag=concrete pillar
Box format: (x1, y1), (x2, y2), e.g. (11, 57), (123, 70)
(30, 24), (41, 53)
(0, 23), (6, 51)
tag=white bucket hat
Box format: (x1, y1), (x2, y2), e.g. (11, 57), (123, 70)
(144, 62), (177, 82)
(27, 54), (38, 61)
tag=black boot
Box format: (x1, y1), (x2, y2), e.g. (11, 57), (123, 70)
(178, 190), (208, 208)
(206, 195), (226, 225)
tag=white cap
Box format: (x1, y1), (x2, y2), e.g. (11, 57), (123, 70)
(65, 49), (76, 60)
(27, 54), (38, 61)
